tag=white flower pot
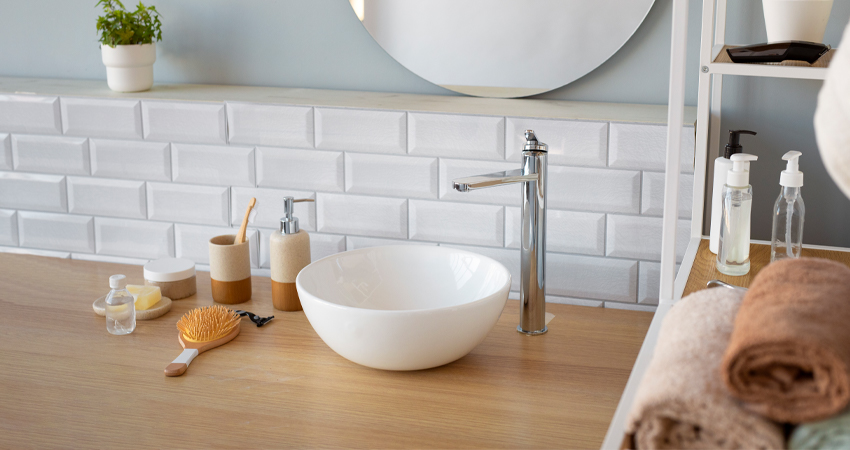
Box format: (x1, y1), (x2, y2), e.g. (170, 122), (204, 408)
(763, 0), (834, 43)
(101, 43), (156, 92)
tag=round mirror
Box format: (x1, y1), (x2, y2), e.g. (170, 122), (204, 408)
(350, 0), (655, 98)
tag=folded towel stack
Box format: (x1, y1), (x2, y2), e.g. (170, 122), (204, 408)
(721, 257), (850, 423)
(625, 288), (784, 449)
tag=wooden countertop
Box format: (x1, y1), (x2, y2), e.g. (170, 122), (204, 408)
(683, 239), (850, 296)
(0, 253), (652, 449)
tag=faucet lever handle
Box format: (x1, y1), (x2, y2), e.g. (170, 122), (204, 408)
(523, 129), (547, 152)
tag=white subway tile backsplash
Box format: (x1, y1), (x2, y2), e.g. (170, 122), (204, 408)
(638, 261), (660, 305)
(172, 143), (255, 187)
(441, 244), (520, 291)
(90, 139), (171, 182)
(317, 193), (407, 238)
(60, 97), (142, 139)
(71, 253), (149, 266)
(609, 123), (695, 173)
(174, 223), (258, 268)
(438, 159), (520, 205)
(505, 207), (604, 256)
(345, 153), (437, 199)
(0, 209), (17, 246)
(67, 177), (146, 219)
(11, 135), (90, 175)
(0, 172), (66, 212)
(606, 215), (690, 262)
(546, 295), (604, 308)
(604, 302), (657, 312)
(641, 172), (694, 218)
(0, 246), (71, 258)
(408, 113), (505, 160)
(17, 211), (94, 253)
(147, 182), (230, 226)
(346, 235), (437, 251)
(546, 253), (638, 302)
(505, 118), (608, 167)
(256, 147), (343, 192)
(227, 102), (313, 148)
(0, 134), (11, 170)
(315, 108), (405, 154)
(231, 187), (315, 230)
(142, 101), (226, 144)
(258, 229), (345, 268)
(0, 95), (61, 134)
(548, 166), (640, 213)
(94, 217), (173, 260)
(410, 200), (503, 247)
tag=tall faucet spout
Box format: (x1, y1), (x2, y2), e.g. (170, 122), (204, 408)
(452, 169), (537, 192)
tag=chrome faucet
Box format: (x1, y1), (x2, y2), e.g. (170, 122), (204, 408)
(453, 130), (548, 335)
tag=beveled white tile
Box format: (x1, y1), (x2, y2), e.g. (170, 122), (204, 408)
(94, 217), (174, 260)
(142, 101), (226, 144)
(60, 97), (143, 139)
(548, 166), (640, 213)
(0, 209), (17, 246)
(172, 143), (255, 187)
(315, 108), (406, 154)
(609, 123), (695, 173)
(257, 147), (343, 192)
(0, 246), (71, 258)
(147, 182), (229, 226)
(441, 244), (521, 292)
(641, 171), (694, 218)
(71, 253), (149, 266)
(17, 211), (94, 253)
(546, 295), (604, 308)
(345, 236), (436, 251)
(11, 135), (90, 175)
(90, 139), (171, 181)
(345, 153), (437, 199)
(604, 302), (656, 312)
(505, 118), (608, 167)
(231, 187), (315, 230)
(505, 207), (604, 256)
(67, 177), (146, 219)
(439, 159), (520, 205)
(0, 172), (67, 212)
(0, 134), (11, 170)
(259, 229), (344, 268)
(408, 113), (505, 160)
(175, 223), (259, 268)
(606, 215), (690, 262)
(410, 200), (503, 247)
(316, 193), (407, 238)
(227, 102), (313, 148)
(546, 253), (638, 302)
(0, 95), (61, 134)
(638, 261), (661, 306)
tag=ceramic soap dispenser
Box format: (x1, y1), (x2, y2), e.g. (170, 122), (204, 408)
(270, 197), (313, 311)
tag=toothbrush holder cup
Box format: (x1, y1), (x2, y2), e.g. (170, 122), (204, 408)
(208, 234), (252, 304)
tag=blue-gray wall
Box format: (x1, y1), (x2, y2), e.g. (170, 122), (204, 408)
(2, 0), (849, 246)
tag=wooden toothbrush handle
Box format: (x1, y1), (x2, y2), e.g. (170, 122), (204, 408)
(165, 348), (199, 377)
(235, 198), (256, 244)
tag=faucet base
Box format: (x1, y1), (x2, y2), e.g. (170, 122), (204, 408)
(517, 325), (548, 336)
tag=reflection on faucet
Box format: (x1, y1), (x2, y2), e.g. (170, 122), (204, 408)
(453, 130), (548, 335)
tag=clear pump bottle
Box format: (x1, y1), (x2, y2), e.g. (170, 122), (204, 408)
(105, 274), (136, 335)
(771, 151), (805, 262)
(717, 153), (758, 276)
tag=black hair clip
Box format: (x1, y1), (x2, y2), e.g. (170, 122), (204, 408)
(233, 310), (274, 327)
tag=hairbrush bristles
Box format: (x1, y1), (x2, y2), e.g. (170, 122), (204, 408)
(176, 305), (241, 343)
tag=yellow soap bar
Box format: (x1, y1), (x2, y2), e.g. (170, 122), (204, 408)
(126, 285), (162, 310)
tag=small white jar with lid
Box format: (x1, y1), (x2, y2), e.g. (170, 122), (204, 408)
(144, 258), (197, 300)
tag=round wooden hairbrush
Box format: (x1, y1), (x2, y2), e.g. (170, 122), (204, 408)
(164, 305), (241, 377)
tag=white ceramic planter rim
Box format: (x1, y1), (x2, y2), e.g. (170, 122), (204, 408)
(101, 42), (156, 67)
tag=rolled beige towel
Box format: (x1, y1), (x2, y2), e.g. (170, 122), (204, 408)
(625, 288), (784, 449)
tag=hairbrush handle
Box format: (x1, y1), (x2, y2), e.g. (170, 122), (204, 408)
(164, 348), (199, 377)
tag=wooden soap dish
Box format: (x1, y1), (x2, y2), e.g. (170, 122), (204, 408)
(92, 295), (173, 320)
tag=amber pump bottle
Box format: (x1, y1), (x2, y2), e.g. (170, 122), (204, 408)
(270, 197), (312, 311)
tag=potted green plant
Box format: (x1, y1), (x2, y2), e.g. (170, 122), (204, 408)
(96, 0), (162, 92)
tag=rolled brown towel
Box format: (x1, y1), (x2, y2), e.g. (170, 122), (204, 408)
(626, 288), (784, 449)
(722, 257), (850, 423)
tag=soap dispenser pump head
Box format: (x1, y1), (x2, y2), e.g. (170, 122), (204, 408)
(724, 130), (757, 159)
(727, 153), (758, 187)
(280, 197), (315, 234)
(780, 150), (804, 187)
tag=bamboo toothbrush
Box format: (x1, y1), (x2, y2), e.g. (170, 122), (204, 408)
(235, 197), (257, 244)
(164, 305), (241, 377)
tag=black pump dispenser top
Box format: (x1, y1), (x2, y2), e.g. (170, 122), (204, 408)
(724, 130), (757, 159)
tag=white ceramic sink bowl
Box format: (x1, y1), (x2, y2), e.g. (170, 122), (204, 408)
(296, 245), (511, 371)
